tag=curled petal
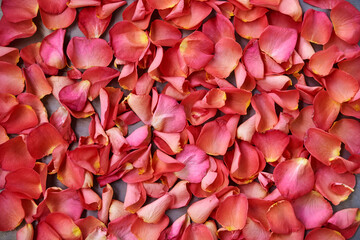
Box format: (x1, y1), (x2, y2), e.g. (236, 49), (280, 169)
(0, 61), (24, 95)
(40, 7), (77, 30)
(160, 46), (188, 78)
(179, 31), (214, 70)
(0, 18), (36, 46)
(137, 193), (173, 223)
(305, 228), (345, 240)
(59, 80), (90, 112)
(153, 131), (183, 155)
(159, 214), (190, 240)
(122, 0), (153, 30)
(196, 119), (231, 156)
(1, 0), (38, 23)
(202, 14), (235, 43)
(243, 40), (264, 79)
(17, 223), (34, 240)
(188, 195), (219, 223)
(252, 93), (278, 133)
(220, 88), (252, 115)
(315, 166), (355, 205)
(236, 115), (256, 142)
(78, 7), (111, 38)
(234, 15), (269, 40)
(0, 190), (24, 231)
(109, 200), (130, 221)
(150, 20), (182, 47)
(100, 87), (123, 130)
(304, 128), (341, 166)
(242, 217), (271, 240)
(324, 69), (359, 103)
(50, 107), (76, 143)
(79, 188), (101, 211)
(57, 154), (86, 189)
(313, 90), (341, 131)
(152, 94), (186, 133)
(75, 216), (106, 239)
(327, 208), (360, 239)
(24, 64), (52, 99)
(234, 6), (268, 22)
(330, 1), (360, 44)
(0, 125), (8, 144)
(67, 37), (113, 69)
(266, 200), (303, 234)
(330, 119), (360, 155)
(274, 158), (314, 199)
(109, 21), (149, 62)
(181, 223), (214, 240)
(289, 106), (316, 140)
(268, 89), (299, 111)
(308, 45), (342, 76)
(175, 144), (209, 183)
(40, 29), (67, 69)
(127, 94), (152, 123)
(153, 149), (185, 176)
(0, 46), (20, 64)
(118, 63), (138, 90)
(98, 184), (113, 224)
(297, 36), (315, 60)
(168, 181), (191, 209)
(216, 194), (248, 231)
(96, 0), (126, 19)
(292, 191), (333, 229)
(17, 93), (48, 126)
(259, 26), (297, 63)
(257, 75), (291, 92)
(324, 33), (360, 61)
(301, 9), (333, 45)
(124, 183), (146, 213)
(1, 104), (39, 134)
(205, 38), (242, 79)
(5, 168), (42, 199)
(252, 130), (289, 162)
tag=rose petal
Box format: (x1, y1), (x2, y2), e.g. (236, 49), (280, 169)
(234, 15), (269, 39)
(79, 188), (101, 211)
(98, 184), (113, 224)
(242, 217), (271, 240)
(168, 181), (191, 209)
(107, 214), (138, 240)
(324, 33), (360, 61)
(307, 228), (345, 240)
(0, 61), (24, 95)
(268, 89), (299, 111)
(274, 158), (314, 199)
(338, 56), (360, 83)
(0, 18), (36, 46)
(109, 20), (149, 62)
(67, 0), (101, 8)
(330, 119), (360, 155)
(188, 195), (219, 223)
(78, 7), (111, 38)
(324, 69), (359, 103)
(122, 0), (153, 30)
(1, 0), (38, 23)
(1, 104), (39, 134)
(124, 183), (146, 213)
(44, 212), (82, 239)
(205, 38), (242, 79)
(303, 0), (344, 9)
(38, 0), (67, 14)
(17, 223), (34, 240)
(179, 31), (214, 70)
(59, 80), (91, 112)
(67, 37), (113, 69)
(243, 40), (264, 79)
(313, 90), (341, 131)
(252, 93), (279, 133)
(153, 131), (183, 155)
(50, 107), (76, 143)
(137, 193), (173, 223)
(0, 46), (19, 64)
(202, 14), (235, 43)
(216, 194), (248, 231)
(23, 64), (52, 99)
(301, 9), (333, 45)
(75, 216), (106, 239)
(266, 200), (303, 234)
(40, 7), (77, 30)
(5, 168), (41, 199)
(181, 223), (214, 240)
(175, 144), (209, 183)
(96, 0), (126, 19)
(308, 45), (342, 76)
(39, 29), (67, 69)
(99, 87), (123, 130)
(327, 208), (360, 239)
(252, 129), (289, 162)
(159, 214), (190, 240)
(0, 190), (24, 231)
(330, 1), (360, 44)
(315, 166), (355, 205)
(153, 149), (185, 176)
(132, 215), (170, 240)
(152, 94), (186, 133)
(149, 19), (182, 47)
(259, 25), (297, 63)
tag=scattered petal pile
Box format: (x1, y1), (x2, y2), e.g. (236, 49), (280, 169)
(0, 0), (360, 239)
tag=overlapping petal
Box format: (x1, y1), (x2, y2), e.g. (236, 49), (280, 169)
(301, 9), (333, 45)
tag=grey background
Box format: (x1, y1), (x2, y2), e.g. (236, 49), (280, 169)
(1, 0), (360, 239)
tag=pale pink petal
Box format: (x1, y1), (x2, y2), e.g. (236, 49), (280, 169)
(175, 144), (209, 183)
(16, 223), (34, 240)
